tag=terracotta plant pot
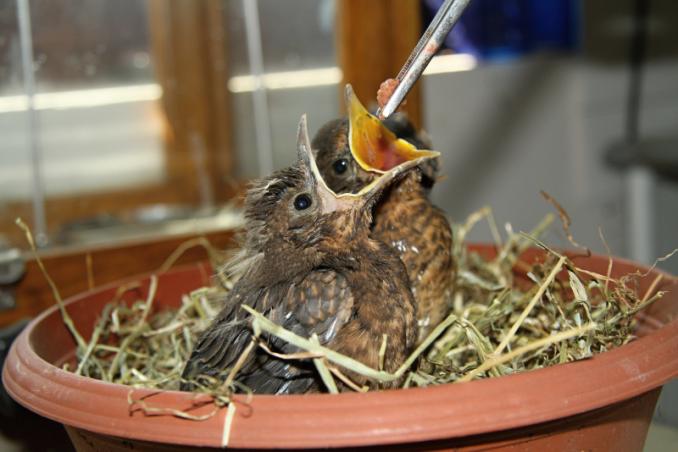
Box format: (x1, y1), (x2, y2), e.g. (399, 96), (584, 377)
(3, 245), (678, 451)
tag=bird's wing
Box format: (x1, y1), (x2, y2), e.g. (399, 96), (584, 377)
(180, 289), (261, 386)
(181, 270), (354, 393)
(278, 269), (354, 348)
(241, 269), (355, 393)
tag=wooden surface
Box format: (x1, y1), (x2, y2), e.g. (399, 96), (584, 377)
(0, 1), (237, 249)
(0, 229), (236, 328)
(148, 0), (235, 202)
(337, 0), (423, 128)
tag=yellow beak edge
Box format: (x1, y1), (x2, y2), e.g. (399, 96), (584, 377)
(345, 84), (439, 174)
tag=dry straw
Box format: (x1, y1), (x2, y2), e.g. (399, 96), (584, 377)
(17, 202), (673, 417)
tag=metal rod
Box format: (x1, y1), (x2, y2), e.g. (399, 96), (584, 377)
(627, 167), (653, 264)
(625, 0), (653, 265)
(625, 0), (649, 145)
(377, 0), (473, 119)
(16, 0), (48, 246)
(242, 0), (275, 176)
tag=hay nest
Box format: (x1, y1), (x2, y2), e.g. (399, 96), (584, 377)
(16, 202), (674, 415)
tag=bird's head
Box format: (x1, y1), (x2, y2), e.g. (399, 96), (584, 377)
(242, 114), (439, 270)
(312, 85), (439, 195)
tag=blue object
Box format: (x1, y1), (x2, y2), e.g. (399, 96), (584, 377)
(423, 0), (579, 61)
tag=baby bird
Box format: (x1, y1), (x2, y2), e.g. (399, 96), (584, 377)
(312, 86), (454, 343)
(181, 116), (438, 394)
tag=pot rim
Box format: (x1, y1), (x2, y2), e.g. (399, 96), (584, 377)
(3, 247), (678, 449)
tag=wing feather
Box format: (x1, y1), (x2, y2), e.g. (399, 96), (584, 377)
(181, 269), (354, 394)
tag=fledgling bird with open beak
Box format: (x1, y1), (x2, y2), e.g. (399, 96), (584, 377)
(312, 86), (454, 343)
(181, 116), (439, 394)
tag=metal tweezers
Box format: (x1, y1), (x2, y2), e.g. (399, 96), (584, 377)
(376, 0), (473, 120)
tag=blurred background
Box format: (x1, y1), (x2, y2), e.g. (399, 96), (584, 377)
(0, 0), (676, 450)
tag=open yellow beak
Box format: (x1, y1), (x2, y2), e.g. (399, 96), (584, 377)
(297, 114), (437, 213)
(346, 84), (438, 174)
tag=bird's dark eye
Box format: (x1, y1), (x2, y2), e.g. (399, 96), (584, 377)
(293, 193), (312, 210)
(332, 158), (348, 174)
